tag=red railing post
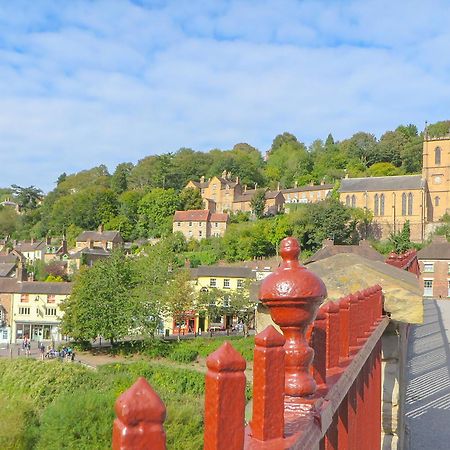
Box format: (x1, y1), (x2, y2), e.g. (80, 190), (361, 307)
(325, 302), (340, 371)
(251, 325), (285, 442)
(204, 342), (246, 450)
(339, 297), (350, 361)
(259, 237), (327, 398)
(311, 307), (327, 389)
(112, 377), (166, 450)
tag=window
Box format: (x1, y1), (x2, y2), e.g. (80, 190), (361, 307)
(448, 262), (450, 274)
(106, 241), (113, 250)
(198, 230), (202, 237)
(189, 221), (192, 227)
(423, 262), (434, 272)
(19, 307), (30, 315)
(408, 193), (413, 215)
(317, 191), (321, 199)
(198, 222), (202, 226)
(223, 295), (230, 307)
(402, 193), (407, 216)
(47, 294), (56, 304)
(212, 184), (217, 190)
(435, 147), (442, 165)
(45, 307), (57, 316)
(435, 197), (440, 207)
(20, 294), (29, 303)
(380, 194), (385, 216)
(177, 222), (181, 227)
(424, 279), (433, 297)
(210, 278), (217, 287)
(374, 194), (379, 216)
(237, 279), (244, 289)
(448, 280), (450, 298)
(215, 222), (218, 228)
(351, 195), (356, 208)
(223, 279), (230, 289)
(346, 195), (350, 206)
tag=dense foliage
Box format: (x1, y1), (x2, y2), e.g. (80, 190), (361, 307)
(1, 120), (443, 242)
(0, 358), (205, 450)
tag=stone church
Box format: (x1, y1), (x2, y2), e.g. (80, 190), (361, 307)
(340, 133), (450, 241)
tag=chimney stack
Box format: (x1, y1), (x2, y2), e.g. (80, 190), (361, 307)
(98, 224), (104, 233)
(294, 181), (298, 188)
(277, 182), (280, 191)
(244, 185), (247, 192)
(200, 176), (205, 183)
(46, 236), (52, 245)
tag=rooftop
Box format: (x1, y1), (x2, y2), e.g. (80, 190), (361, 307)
(340, 175), (425, 192)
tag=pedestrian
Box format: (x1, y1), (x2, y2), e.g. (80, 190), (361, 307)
(39, 343), (45, 361)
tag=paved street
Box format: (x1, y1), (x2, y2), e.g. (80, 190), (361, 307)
(405, 299), (450, 449)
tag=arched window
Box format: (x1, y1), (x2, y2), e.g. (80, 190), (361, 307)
(402, 193), (407, 216)
(408, 193), (413, 215)
(380, 194), (385, 216)
(435, 147), (442, 165)
(346, 195), (350, 206)
(435, 196), (440, 207)
(374, 194), (379, 216)
(351, 195), (356, 207)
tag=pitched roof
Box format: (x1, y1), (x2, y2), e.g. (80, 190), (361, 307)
(305, 240), (385, 264)
(76, 231), (123, 243)
(174, 210), (210, 222)
(0, 263), (16, 277)
(14, 241), (46, 253)
(340, 175), (424, 193)
(0, 279), (72, 295)
(188, 180), (209, 189)
(234, 189), (283, 202)
(0, 254), (18, 264)
(417, 236), (450, 260)
(210, 213), (229, 222)
(281, 184), (334, 194)
(195, 265), (256, 279)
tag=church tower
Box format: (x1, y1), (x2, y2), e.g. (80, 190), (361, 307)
(422, 128), (450, 222)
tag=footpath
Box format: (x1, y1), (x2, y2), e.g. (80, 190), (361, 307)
(405, 299), (450, 449)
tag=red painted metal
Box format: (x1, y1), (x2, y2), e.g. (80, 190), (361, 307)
(112, 377), (166, 450)
(325, 302), (340, 370)
(250, 325), (285, 442)
(204, 342), (246, 450)
(312, 307), (327, 389)
(339, 297), (350, 361)
(259, 237), (327, 397)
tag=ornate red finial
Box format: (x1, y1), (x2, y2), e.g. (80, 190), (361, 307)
(113, 377), (166, 450)
(259, 237), (327, 398)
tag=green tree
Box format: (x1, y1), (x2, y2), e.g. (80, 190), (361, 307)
(161, 269), (195, 334)
(137, 188), (180, 237)
(61, 250), (135, 345)
(366, 162), (403, 177)
(10, 185), (43, 210)
(388, 220), (413, 253)
(179, 188), (203, 210)
(250, 190), (266, 219)
(111, 162), (133, 194)
(0, 206), (19, 237)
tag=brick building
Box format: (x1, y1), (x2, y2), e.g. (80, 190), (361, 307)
(417, 235), (450, 298)
(173, 210), (229, 240)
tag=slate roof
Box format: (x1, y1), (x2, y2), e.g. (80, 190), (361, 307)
(0, 279), (72, 295)
(0, 254), (18, 264)
(0, 263), (16, 277)
(281, 184), (334, 194)
(340, 175), (425, 193)
(195, 266), (256, 279)
(76, 231), (123, 243)
(417, 236), (450, 260)
(70, 248), (111, 258)
(234, 189), (282, 202)
(174, 210), (210, 222)
(305, 241), (385, 264)
(14, 241), (46, 252)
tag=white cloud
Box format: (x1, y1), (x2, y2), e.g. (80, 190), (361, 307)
(0, 0), (449, 190)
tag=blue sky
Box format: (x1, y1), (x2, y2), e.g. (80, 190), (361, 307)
(1, 0), (449, 191)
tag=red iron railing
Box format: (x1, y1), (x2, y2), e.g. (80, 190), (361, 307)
(112, 237), (387, 449)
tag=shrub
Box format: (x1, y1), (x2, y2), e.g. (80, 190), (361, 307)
(169, 348), (198, 364)
(70, 340), (92, 351)
(35, 390), (115, 450)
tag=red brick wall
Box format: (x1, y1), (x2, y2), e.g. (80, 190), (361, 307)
(0, 293), (12, 325)
(419, 260), (450, 298)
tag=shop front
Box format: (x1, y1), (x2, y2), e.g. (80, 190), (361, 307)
(15, 322), (60, 342)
